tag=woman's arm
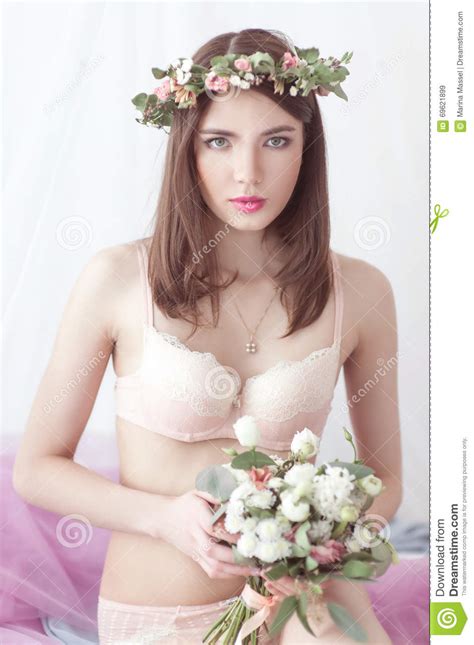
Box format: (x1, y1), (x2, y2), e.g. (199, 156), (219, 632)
(342, 258), (403, 523)
(12, 244), (174, 539)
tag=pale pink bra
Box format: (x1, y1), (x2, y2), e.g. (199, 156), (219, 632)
(115, 242), (344, 451)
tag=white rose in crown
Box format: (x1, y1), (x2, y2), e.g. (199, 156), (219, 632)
(233, 415), (261, 448)
(290, 427), (321, 458)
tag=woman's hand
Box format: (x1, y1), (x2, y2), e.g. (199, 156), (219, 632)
(160, 488), (261, 581)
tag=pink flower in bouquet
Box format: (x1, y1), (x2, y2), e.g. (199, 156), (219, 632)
(153, 79), (171, 101)
(281, 51), (300, 70)
(204, 72), (230, 93)
(249, 466), (273, 490)
(234, 58), (252, 72)
(310, 539), (346, 564)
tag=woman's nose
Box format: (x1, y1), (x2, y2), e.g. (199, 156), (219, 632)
(233, 147), (263, 185)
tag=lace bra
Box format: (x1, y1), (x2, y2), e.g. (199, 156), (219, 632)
(114, 242), (344, 451)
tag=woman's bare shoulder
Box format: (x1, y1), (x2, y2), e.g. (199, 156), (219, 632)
(333, 250), (394, 301)
(74, 237), (150, 341)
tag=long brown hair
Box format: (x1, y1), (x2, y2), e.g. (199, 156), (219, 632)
(147, 28), (333, 340)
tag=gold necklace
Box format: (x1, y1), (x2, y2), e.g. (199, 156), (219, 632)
(232, 285), (281, 353)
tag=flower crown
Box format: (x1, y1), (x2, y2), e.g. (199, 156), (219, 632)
(131, 46), (353, 131)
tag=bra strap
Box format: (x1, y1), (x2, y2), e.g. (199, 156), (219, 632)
(331, 250), (344, 344)
(136, 241), (153, 326)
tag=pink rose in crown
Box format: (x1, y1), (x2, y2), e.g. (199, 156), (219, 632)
(310, 539), (346, 564)
(249, 466), (273, 490)
(153, 79), (171, 101)
(234, 57), (252, 72)
(281, 51), (300, 70)
(205, 72), (230, 93)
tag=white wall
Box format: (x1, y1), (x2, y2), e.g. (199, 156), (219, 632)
(2, 1), (428, 522)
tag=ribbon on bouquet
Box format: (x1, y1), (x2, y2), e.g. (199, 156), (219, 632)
(235, 583), (284, 644)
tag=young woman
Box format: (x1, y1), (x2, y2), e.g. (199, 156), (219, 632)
(13, 29), (401, 643)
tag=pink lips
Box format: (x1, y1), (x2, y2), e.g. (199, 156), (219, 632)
(229, 196), (267, 214)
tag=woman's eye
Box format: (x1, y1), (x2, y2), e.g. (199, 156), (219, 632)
(203, 136), (290, 150)
(266, 136), (289, 148)
(204, 137), (229, 149)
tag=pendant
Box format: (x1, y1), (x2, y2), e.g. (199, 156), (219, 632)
(246, 339), (257, 353)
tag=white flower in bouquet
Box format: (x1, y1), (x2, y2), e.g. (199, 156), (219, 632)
(280, 489), (311, 522)
(233, 415), (260, 447)
(221, 462), (250, 485)
(308, 518), (333, 543)
(255, 538), (292, 563)
(256, 518), (283, 542)
(241, 516), (259, 532)
(230, 480), (258, 502)
(312, 464), (356, 521)
(284, 462), (316, 486)
(266, 477), (285, 490)
(275, 512), (292, 533)
(340, 504), (360, 522)
(357, 474), (383, 496)
(344, 535), (362, 553)
(246, 488), (275, 510)
(290, 427), (320, 459)
(224, 511), (245, 534)
(237, 532), (259, 558)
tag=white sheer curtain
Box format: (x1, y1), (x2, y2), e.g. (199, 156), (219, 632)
(2, 1), (428, 521)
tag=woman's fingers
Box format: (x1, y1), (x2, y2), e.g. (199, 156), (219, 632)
(262, 573), (297, 596)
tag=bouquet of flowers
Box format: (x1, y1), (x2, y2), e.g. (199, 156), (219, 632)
(195, 416), (399, 644)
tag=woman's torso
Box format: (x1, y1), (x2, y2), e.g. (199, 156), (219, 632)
(99, 237), (357, 606)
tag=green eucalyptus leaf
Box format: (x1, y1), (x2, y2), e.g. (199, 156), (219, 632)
(210, 55), (229, 68)
(291, 543), (310, 558)
(297, 48), (320, 64)
(342, 559), (375, 579)
(370, 542), (392, 576)
(295, 521), (311, 551)
(332, 83), (348, 101)
(151, 67), (167, 79)
(327, 603), (368, 642)
(267, 596), (298, 638)
(231, 451), (276, 470)
(289, 561), (303, 577)
(195, 465), (237, 501)
(296, 592), (317, 637)
(264, 561), (290, 580)
(342, 551), (377, 563)
(131, 93), (148, 109)
(305, 555), (318, 571)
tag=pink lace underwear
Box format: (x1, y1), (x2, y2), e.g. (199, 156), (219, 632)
(97, 593), (278, 644)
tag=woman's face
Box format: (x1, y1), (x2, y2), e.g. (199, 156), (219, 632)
(194, 89), (304, 232)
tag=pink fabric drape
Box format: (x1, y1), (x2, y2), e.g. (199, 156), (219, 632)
(0, 449), (429, 643)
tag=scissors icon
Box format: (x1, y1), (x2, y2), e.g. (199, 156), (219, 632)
(430, 204), (449, 234)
